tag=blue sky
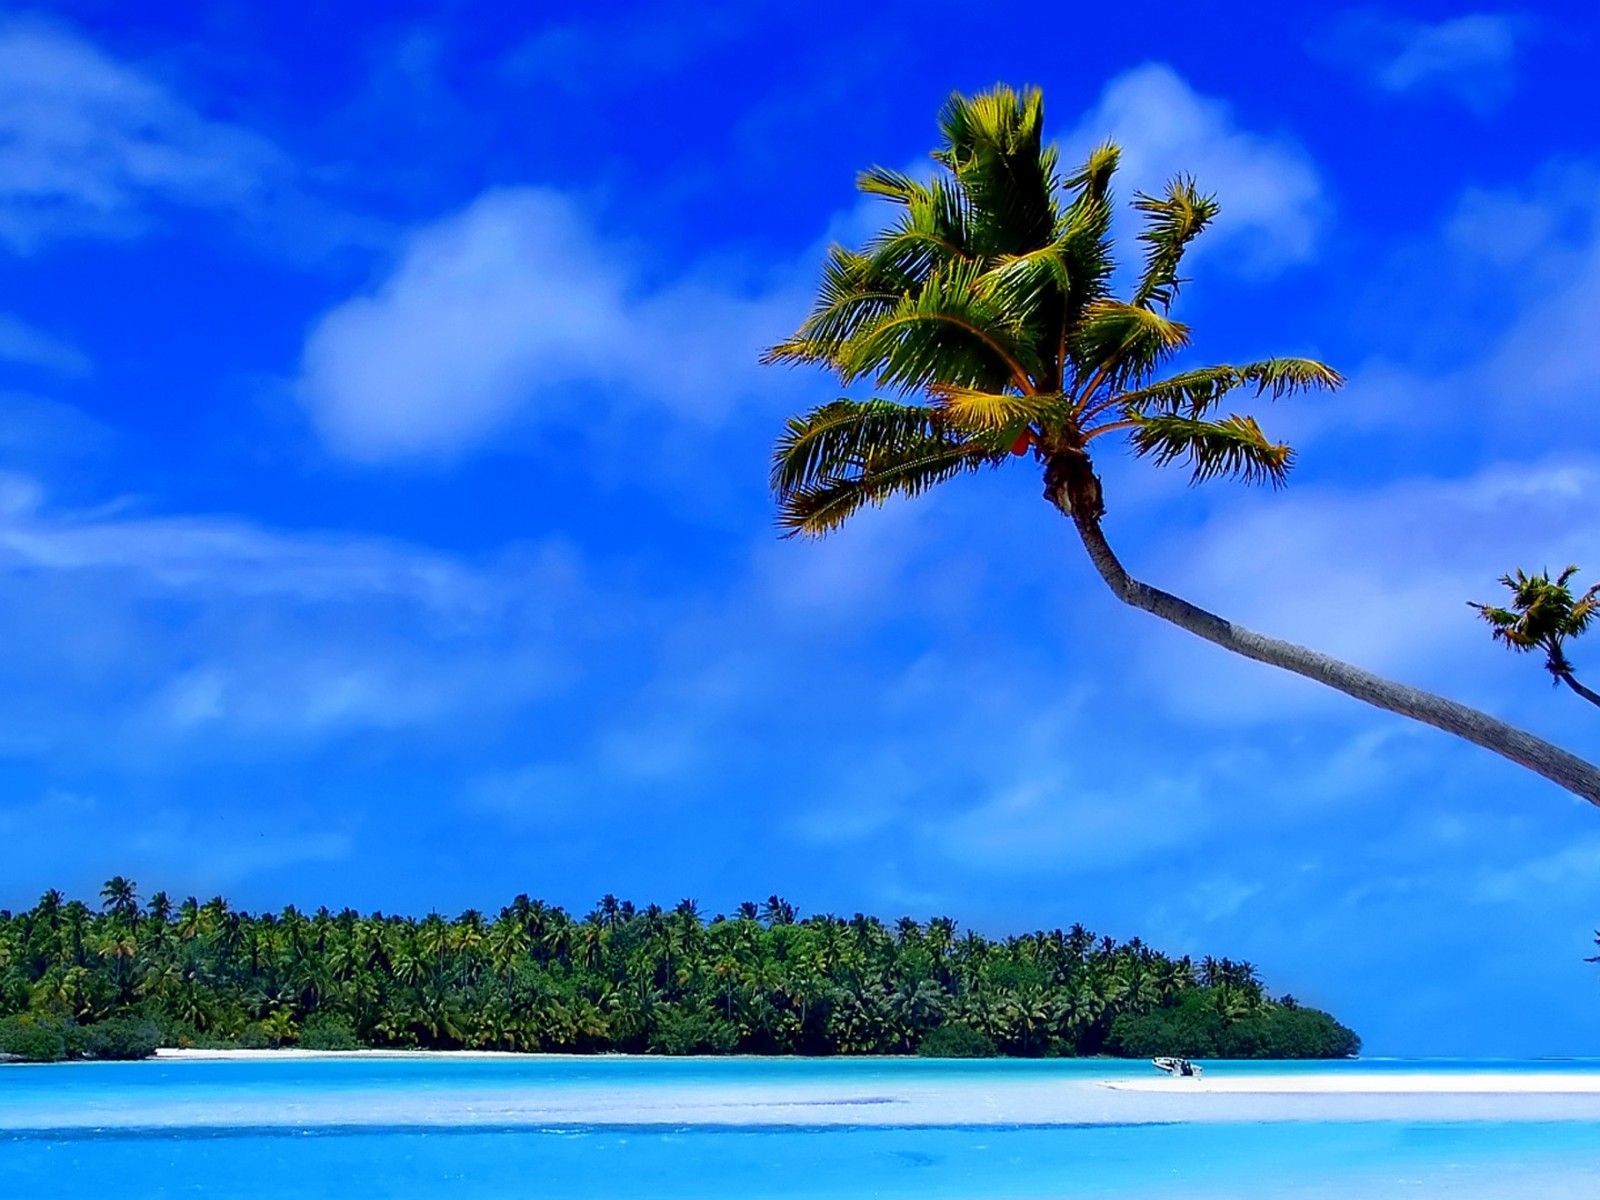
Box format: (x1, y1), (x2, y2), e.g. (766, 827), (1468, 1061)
(1, 1), (1598, 1055)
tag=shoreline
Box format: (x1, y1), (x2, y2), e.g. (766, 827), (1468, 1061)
(8, 1055), (1600, 1129)
(146, 1050), (1600, 1096)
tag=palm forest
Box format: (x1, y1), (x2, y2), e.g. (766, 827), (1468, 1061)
(0, 879), (1359, 1062)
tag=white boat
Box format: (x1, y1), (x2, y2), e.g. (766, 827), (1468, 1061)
(1152, 1056), (1203, 1078)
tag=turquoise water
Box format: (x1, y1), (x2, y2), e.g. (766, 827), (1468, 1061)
(4, 1058), (1599, 1198)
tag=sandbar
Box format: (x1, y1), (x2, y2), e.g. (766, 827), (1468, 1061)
(5, 1054), (1600, 1130)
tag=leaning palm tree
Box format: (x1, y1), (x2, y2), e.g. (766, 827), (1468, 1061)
(1472, 566), (1600, 709)
(764, 84), (1600, 807)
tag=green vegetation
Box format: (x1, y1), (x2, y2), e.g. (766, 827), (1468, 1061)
(1107, 991), (1357, 1059)
(1473, 566), (1600, 710)
(0, 1015), (161, 1063)
(764, 84), (1600, 806)
(0, 878), (1357, 1060)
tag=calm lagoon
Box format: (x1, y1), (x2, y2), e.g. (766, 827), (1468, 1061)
(3, 1056), (1599, 1198)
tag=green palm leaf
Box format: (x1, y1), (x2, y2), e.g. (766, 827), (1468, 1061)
(927, 385), (1065, 433)
(1071, 301), (1191, 392)
(1471, 566), (1600, 680)
(777, 438), (991, 537)
(1130, 413), (1293, 485)
(934, 86), (1057, 257)
(1131, 177), (1218, 312)
(841, 259), (1039, 392)
(762, 245), (903, 370)
(770, 399), (940, 495)
(1116, 359), (1344, 419)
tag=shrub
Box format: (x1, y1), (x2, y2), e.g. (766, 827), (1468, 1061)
(1107, 1007), (1220, 1059)
(299, 1014), (362, 1051)
(83, 1018), (161, 1061)
(1107, 991), (1360, 1059)
(233, 1024), (275, 1050)
(1220, 1006), (1360, 1058)
(0, 1015), (72, 1062)
(916, 1025), (997, 1058)
(649, 1010), (739, 1055)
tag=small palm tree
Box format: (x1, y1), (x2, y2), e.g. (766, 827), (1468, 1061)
(1472, 566), (1600, 709)
(766, 84), (1600, 807)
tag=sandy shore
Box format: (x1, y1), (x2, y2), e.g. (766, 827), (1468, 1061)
(150, 1049), (1600, 1094)
(155, 1048), (544, 1061)
(3, 1054), (1594, 1130)
(1107, 1071), (1600, 1095)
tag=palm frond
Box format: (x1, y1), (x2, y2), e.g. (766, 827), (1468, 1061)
(862, 177), (974, 283)
(777, 439), (991, 537)
(1063, 140), (1120, 207)
(1571, 584), (1600, 635)
(927, 385), (1066, 433)
(841, 259), (1039, 393)
(766, 88), (1342, 537)
(1131, 176), (1218, 311)
(770, 398), (940, 496)
(933, 85), (1057, 257)
(1130, 413), (1294, 486)
(1115, 358), (1343, 419)
(1072, 300), (1191, 392)
(1236, 358), (1345, 399)
(1471, 602), (1538, 649)
(978, 237), (1076, 322)
(856, 166), (927, 204)
(1052, 183), (1117, 335)
(762, 244), (900, 371)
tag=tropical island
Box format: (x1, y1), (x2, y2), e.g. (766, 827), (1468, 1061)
(0, 880), (1356, 1062)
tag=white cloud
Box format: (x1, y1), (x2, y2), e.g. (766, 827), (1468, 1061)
(1183, 876), (1266, 923)
(0, 17), (289, 249)
(0, 480), (592, 750)
(1326, 12), (1525, 112)
(1270, 161), (1600, 449)
(0, 485), (494, 608)
(500, 1), (751, 94)
(1470, 174), (1600, 404)
(1472, 837), (1600, 904)
(0, 314), (89, 375)
(1062, 64), (1326, 274)
(934, 764), (1209, 872)
(0, 393), (111, 467)
(299, 187), (799, 461)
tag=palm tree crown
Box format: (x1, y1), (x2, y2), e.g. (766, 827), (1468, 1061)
(766, 84), (1339, 535)
(1473, 566), (1600, 708)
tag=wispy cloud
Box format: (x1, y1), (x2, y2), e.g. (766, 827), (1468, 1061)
(500, 1), (753, 94)
(299, 186), (801, 461)
(0, 477), (594, 754)
(1467, 170), (1600, 407)
(0, 314), (90, 375)
(1322, 11), (1527, 112)
(0, 16), (379, 259)
(1473, 837), (1600, 904)
(1062, 64), (1326, 275)
(0, 18), (288, 249)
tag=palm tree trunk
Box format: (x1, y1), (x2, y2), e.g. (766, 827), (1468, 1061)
(1559, 672), (1600, 711)
(1044, 455), (1600, 808)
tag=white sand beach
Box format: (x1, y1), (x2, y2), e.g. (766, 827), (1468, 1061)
(154, 1048), (532, 1061)
(8, 1054), (1597, 1131)
(1106, 1071), (1600, 1094)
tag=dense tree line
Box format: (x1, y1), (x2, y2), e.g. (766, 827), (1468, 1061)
(0, 879), (1358, 1061)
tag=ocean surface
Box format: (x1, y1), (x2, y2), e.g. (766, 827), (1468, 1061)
(3, 1056), (1599, 1199)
